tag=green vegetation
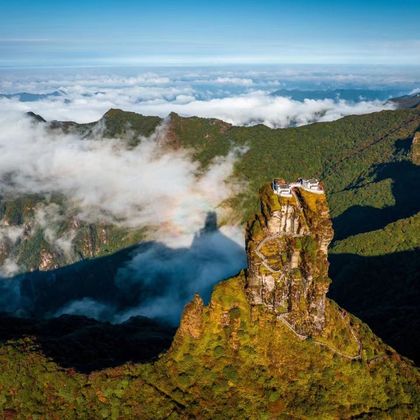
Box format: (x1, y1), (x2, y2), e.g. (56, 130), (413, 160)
(2, 106), (420, 355)
(168, 108), (420, 222)
(168, 107), (420, 364)
(329, 213), (420, 364)
(100, 108), (162, 143)
(0, 193), (146, 273)
(5, 107), (419, 271)
(332, 213), (420, 256)
(1, 274), (419, 418)
(0, 106), (419, 416)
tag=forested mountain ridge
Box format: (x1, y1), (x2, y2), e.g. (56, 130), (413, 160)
(3, 105), (418, 271)
(1, 105), (419, 365)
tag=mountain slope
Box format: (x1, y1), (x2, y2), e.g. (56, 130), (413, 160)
(5, 106), (419, 269)
(1, 106), (419, 363)
(1, 181), (419, 418)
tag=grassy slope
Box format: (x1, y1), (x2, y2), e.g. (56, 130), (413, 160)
(331, 213), (420, 256)
(1, 274), (419, 418)
(328, 213), (420, 364)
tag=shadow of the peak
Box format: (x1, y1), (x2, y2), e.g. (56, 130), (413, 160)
(0, 313), (177, 373)
(0, 212), (246, 373)
(328, 249), (420, 365)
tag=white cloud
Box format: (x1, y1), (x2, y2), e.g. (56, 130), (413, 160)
(54, 298), (113, 320)
(0, 87), (395, 128)
(0, 225), (25, 276)
(34, 204), (76, 258)
(0, 225), (24, 244)
(50, 223), (246, 325)
(132, 92), (396, 128)
(0, 109), (247, 322)
(0, 258), (20, 277)
(113, 223), (245, 324)
(0, 67), (410, 126)
(0, 111), (242, 246)
(214, 77), (254, 86)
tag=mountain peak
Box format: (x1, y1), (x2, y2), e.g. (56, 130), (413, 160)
(167, 180), (419, 416)
(246, 180), (333, 336)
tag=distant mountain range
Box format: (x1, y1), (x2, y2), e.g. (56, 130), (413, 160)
(271, 88), (420, 105)
(2, 89), (419, 106)
(0, 90), (63, 102)
(1, 103), (419, 360)
(389, 92), (420, 108)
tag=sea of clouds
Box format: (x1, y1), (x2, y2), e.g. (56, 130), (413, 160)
(1, 66), (417, 127)
(0, 66), (417, 324)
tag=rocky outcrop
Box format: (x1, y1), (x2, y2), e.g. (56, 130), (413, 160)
(163, 180), (419, 417)
(412, 131), (420, 165)
(172, 294), (204, 342)
(245, 181), (333, 336)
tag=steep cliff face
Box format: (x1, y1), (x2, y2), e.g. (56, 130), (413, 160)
(173, 181), (364, 362)
(246, 182), (333, 336)
(413, 131), (420, 165)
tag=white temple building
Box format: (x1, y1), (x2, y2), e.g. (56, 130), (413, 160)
(272, 178), (324, 197)
(272, 179), (293, 197)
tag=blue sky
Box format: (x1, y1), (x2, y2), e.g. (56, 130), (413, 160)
(1, 0), (420, 67)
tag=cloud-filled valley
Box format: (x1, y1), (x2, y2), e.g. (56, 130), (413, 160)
(0, 65), (418, 325)
(0, 112), (242, 236)
(0, 107), (246, 323)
